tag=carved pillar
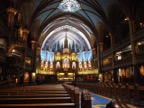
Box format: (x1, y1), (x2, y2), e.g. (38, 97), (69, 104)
(128, 18), (138, 83)
(7, 7), (17, 28)
(109, 33), (117, 83)
(21, 28), (29, 84)
(22, 29), (29, 42)
(129, 18), (136, 65)
(99, 42), (103, 51)
(99, 42), (103, 66)
(6, 7), (17, 79)
(92, 48), (97, 58)
(92, 47), (97, 69)
(31, 40), (36, 83)
(108, 33), (115, 72)
(7, 7), (17, 56)
(31, 40), (36, 69)
(97, 42), (103, 81)
(31, 40), (36, 51)
(31, 40), (37, 82)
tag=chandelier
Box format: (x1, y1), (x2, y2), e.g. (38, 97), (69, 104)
(58, 0), (81, 13)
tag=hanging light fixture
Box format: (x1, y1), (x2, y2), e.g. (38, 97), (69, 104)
(58, 0), (81, 13)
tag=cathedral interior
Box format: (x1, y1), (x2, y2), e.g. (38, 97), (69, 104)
(0, 0), (144, 107)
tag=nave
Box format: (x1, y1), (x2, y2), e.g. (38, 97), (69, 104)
(0, 83), (140, 108)
(1, 0), (144, 107)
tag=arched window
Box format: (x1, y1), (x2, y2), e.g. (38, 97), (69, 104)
(84, 61), (87, 70)
(50, 62), (53, 70)
(41, 60), (44, 70)
(44, 61), (48, 71)
(88, 61), (91, 69)
(72, 62), (76, 69)
(79, 61), (82, 71)
(63, 58), (70, 69)
(56, 62), (60, 69)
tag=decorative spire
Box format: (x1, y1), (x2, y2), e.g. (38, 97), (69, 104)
(74, 43), (77, 52)
(69, 43), (71, 50)
(72, 41), (75, 52)
(64, 34), (68, 48)
(54, 43), (57, 52)
(57, 41), (60, 52)
(83, 45), (86, 51)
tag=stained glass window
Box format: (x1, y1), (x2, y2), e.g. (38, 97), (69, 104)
(58, 0), (81, 12)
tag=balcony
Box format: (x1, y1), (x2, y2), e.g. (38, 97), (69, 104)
(136, 52), (144, 64)
(114, 56), (132, 68)
(102, 63), (112, 71)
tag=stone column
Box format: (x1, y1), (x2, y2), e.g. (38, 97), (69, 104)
(109, 33), (114, 69)
(31, 40), (36, 51)
(97, 42), (103, 81)
(99, 42), (104, 66)
(7, 7), (17, 28)
(109, 33), (118, 83)
(31, 40), (36, 83)
(21, 28), (29, 84)
(128, 18), (138, 83)
(22, 29), (29, 42)
(6, 7), (17, 83)
(99, 42), (104, 52)
(6, 7), (17, 55)
(91, 47), (97, 69)
(92, 48), (97, 58)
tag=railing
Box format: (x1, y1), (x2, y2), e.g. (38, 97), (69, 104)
(135, 52), (144, 64)
(114, 56), (132, 68)
(113, 37), (130, 52)
(101, 49), (112, 58)
(133, 28), (144, 41)
(102, 63), (112, 71)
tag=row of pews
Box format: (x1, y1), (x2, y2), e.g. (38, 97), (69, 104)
(0, 84), (75, 108)
(0, 83), (93, 108)
(63, 83), (92, 108)
(76, 82), (144, 106)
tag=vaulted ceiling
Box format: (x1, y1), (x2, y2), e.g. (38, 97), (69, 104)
(0, 0), (144, 51)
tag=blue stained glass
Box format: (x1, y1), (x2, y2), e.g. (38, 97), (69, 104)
(41, 51), (47, 61)
(58, 0), (81, 13)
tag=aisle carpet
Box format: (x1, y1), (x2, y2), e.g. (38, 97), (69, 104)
(90, 93), (110, 108)
(90, 93), (138, 108)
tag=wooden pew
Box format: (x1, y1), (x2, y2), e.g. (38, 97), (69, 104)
(106, 99), (129, 108)
(135, 85), (144, 106)
(119, 84), (128, 101)
(0, 93), (69, 98)
(0, 103), (75, 108)
(81, 89), (92, 108)
(113, 83), (120, 98)
(0, 84), (77, 108)
(0, 90), (67, 94)
(127, 84), (136, 102)
(107, 83), (114, 98)
(62, 84), (80, 108)
(0, 97), (72, 104)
